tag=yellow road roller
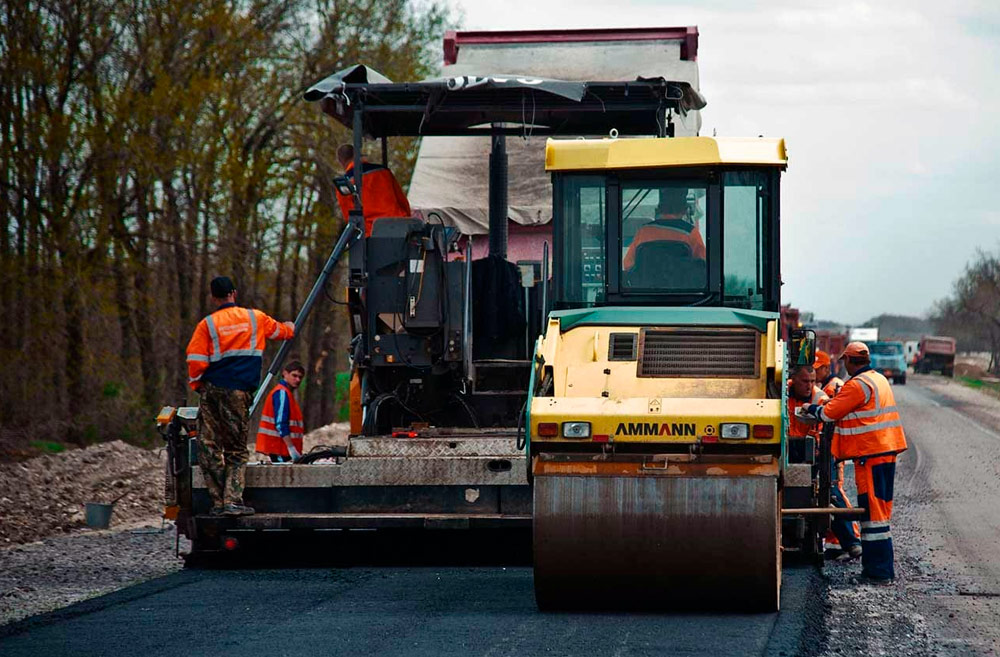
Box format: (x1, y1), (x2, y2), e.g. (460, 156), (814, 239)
(528, 136), (796, 611)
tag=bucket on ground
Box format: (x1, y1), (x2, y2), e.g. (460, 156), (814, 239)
(85, 502), (114, 529)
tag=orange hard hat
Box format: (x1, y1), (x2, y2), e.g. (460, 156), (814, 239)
(839, 341), (870, 360)
(813, 350), (831, 369)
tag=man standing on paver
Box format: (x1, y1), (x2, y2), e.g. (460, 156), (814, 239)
(186, 276), (295, 516)
(806, 341), (908, 582)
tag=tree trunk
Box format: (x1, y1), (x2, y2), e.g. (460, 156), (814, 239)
(133, 183), (160, 409)
(165, 175), (191, 399)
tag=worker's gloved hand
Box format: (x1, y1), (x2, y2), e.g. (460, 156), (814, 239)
(804, 404), (823, 420)
(287, 446), (302, 462)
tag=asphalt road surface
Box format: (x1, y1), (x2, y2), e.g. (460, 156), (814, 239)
(6, 374), (1000, 657)
(0, 532), (822, 657)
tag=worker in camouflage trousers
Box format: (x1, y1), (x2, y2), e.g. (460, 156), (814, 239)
(197, 382), (251, 513)
(186, 276), (295, 516)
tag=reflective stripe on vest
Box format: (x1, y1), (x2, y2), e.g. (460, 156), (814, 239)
(832, 371), (907, 460)
(203, 309), (265, 362)
(256, 382), (304, 456)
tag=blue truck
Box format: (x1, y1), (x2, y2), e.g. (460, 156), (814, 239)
(868, 340), (908, 384)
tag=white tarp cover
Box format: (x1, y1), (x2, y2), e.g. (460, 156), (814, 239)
(408, 39), (702, 234)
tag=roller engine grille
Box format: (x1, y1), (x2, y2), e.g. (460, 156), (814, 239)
(638, 329), (759, 378)
(608, 333), (638, 361)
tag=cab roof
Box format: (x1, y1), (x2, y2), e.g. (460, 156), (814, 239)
(545, 136), (787, 171)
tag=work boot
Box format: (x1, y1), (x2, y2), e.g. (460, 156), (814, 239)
(221, 503), (255, 516)
(836, 544), (863, 562)
(851, 573), (893, 586)
(209, 506), (226, 517)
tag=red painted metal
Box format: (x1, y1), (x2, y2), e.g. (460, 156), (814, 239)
(443, 26), (699, 65)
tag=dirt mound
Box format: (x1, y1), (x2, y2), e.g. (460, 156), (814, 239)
(0, 441), (165, 546)
(954, 362), (988, 379)
(303, 422), (350, 453)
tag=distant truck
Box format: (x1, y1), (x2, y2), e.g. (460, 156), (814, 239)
(868, 341), (908, 384)
(904, 340), (919, 365)
(914, 336), (956, 377)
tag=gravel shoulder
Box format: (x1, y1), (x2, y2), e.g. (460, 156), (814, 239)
(0, 424), (348, 627)
(0, 522), (188, 626)
(819, 374), (1000, 657)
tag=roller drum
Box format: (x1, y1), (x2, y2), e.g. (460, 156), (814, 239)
(533, 470), (780, 611)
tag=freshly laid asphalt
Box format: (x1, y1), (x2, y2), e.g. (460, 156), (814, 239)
(0, 531), (824, 657)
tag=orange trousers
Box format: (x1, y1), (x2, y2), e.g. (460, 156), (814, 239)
(855, 454), (897, 579)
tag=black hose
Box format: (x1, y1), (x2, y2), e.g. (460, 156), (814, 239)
(516, 398), (527, 451)
(450, 393), (480, 429)
(297, 446), (348, 464)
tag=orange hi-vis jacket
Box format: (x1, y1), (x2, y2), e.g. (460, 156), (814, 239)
(186, 303), (294, 391)
(819, 367), (907, 461)
(821, 375), (845, 398)
(623, 214), (707, 270)
(787, 385), (829, 439)
(255, 380), (304, 457)
(335, 162), (411, 236)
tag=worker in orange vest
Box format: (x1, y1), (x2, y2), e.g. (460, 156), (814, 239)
(805, 341), (908, 582)
(813, 349), (861, 558)
(814, 350), (845, 398)
(186, 276), (295, 516)
(622, 187), (706, 271)
(256, 361), (306, 463)
(334, 143), (411, 237)
(787, 365), (860, 558)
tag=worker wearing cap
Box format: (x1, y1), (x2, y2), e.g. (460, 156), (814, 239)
(256, 361), (306, 463)
(334, 144), (411, 237)
(623, 187), (707, 271)
(805, 342), (907, 582)
(814, 350), (845, 398)
(186, 276), (296, 516)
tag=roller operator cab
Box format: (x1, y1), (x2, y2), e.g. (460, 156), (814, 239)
(528, 136), (791, 611)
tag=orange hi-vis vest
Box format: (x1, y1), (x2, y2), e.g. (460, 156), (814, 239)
(335, 163), (411, 237)
(822, 375), (845, 398)
(819, 368), (907, 461)
(623, 214), (707, 270)
(255, 381), (304, 457)
(787, 385), (829, 438)
(186, 304), (294, 391)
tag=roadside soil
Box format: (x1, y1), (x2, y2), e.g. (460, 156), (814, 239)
(0, 423), (348, 626)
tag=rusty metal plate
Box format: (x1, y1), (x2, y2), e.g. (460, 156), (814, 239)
(783, 463), (813, 488)
(533, 471), (779, 611)
(193, 456), (528, 488)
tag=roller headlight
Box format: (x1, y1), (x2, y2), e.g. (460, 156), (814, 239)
(562, 422), (592, 439)
(719, 423), (749, 440)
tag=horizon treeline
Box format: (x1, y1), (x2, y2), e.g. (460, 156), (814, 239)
(0, 0), (449, 446)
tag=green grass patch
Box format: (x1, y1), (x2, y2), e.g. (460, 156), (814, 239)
(30, 440), (66, 454)
(334, 371), (350, 422)
(959, 375), (1000, 396)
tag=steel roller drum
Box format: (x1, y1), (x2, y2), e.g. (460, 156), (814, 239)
(533, 460), (780, 611)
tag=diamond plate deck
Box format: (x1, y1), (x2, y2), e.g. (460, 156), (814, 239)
(348, 436), (521, 458)
(193, 455), (528, 488)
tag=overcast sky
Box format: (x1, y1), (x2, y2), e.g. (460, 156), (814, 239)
(452, 0), (1000, 324)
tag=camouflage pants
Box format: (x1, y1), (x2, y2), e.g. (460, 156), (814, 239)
(197, 383), (250, 509)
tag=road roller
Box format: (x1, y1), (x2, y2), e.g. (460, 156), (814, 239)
(528, 136), (797, 611)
